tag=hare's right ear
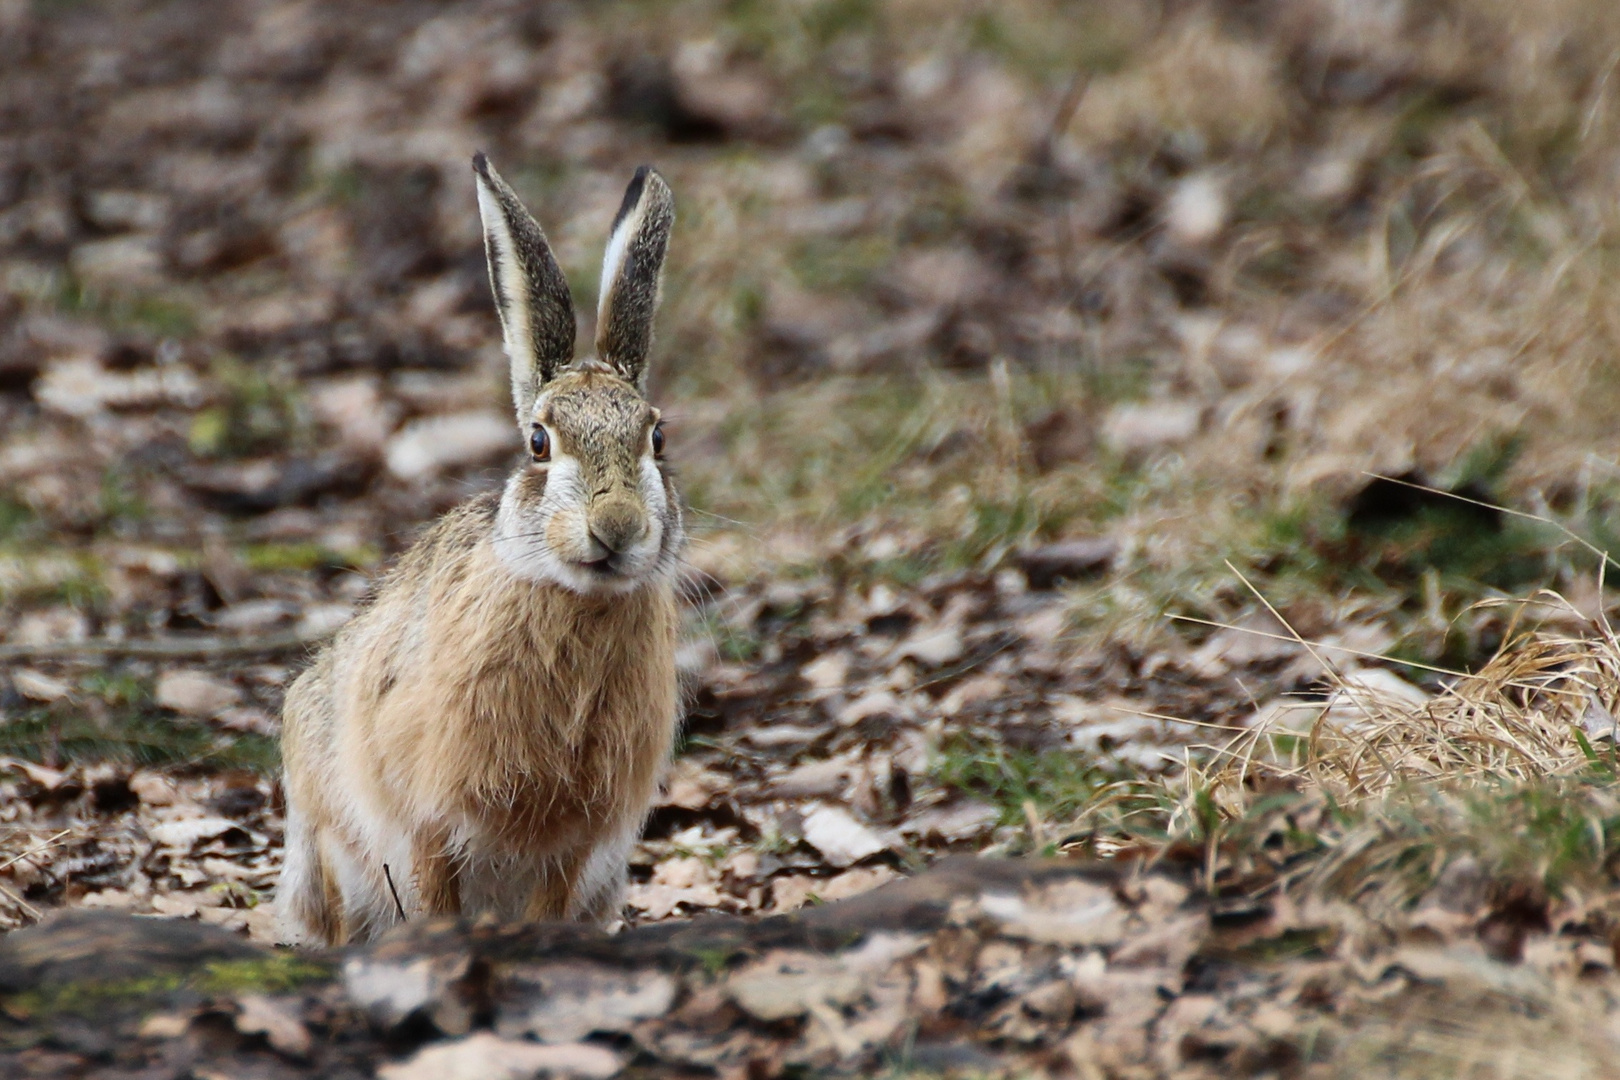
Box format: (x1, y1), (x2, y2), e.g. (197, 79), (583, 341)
(473, 153), (576, 425)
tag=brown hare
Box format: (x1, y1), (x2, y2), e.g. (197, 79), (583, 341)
(276, 154), (683, 946)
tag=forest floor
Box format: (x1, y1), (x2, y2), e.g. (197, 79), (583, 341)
(7, 0), (1620, 1075)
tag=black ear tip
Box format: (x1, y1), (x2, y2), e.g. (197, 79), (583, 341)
(472, 151), (491, 178)
(612, 166), (657, 230)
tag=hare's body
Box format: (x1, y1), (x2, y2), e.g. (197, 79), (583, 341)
(279, 494), (678, 943)
(278, 157), (683, 945)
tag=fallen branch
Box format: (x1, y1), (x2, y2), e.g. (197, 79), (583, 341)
(0, 629), (332, 662)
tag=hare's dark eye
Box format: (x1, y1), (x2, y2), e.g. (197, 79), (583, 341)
(651, 423), (665, 457)
(529, 427), (550, 461)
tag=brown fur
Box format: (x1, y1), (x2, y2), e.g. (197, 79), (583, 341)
(278, 158), (682, 946)
(280, 495), (679, 944)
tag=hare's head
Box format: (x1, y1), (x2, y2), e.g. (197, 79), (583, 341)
(473, 154), (683, 594)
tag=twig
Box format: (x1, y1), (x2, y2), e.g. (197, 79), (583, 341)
(0, 628), (333, 661)
(382, 863), (407, 922)
(1022, 799), (1049, 852)
(1360, 472), (1620, 575)
(1041, 70), (1089, 154)
(1167, 614), (1471, 679)
(0, 830), (73, 875)
(0, 879), (41, 922)
(1225, 560), (1347, 687)
(912, 639), (1015, 694)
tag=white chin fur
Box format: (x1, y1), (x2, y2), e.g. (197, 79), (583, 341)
(492, 460), (669, 594)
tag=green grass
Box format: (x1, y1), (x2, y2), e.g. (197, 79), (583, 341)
(0, 555), (110, 608)
(1327, 779), (1620, 906)
(1244, 457), (1593, 661)
(81, 671), (151, 708)
(238, 541), (377, 573)
(789, 235), (893, 293)
(1145, 773), (1620, 916)
(967, 6), (1141, 79)
(0, 704), (280, 774)
(698, 612), (762, 662)
(933, 734), (1115, 847)
(188, 357), (308, 459)
(0, 497), (38, 543)
(7, 954), (334, 1018)
(53, 274), (197, 337)
(99, 467), (149, 528)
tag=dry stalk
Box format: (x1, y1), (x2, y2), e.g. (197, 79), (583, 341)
(1164, 587), (1620, 827)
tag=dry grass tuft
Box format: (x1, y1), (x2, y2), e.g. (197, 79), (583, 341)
(1169, 588), (1620, 827)
(1334, 982), (1620, 1080)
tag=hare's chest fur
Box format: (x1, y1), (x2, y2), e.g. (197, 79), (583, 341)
(349, 543), (676, 844)
(429, 569), (678, 848)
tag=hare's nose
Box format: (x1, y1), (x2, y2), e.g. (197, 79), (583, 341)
(588, 493), (649, 554)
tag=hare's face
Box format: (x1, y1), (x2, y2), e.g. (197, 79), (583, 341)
(473, 155), (684, 593)
(493, 364), (682, 593)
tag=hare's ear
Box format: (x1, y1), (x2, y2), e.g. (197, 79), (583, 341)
(596, 166), (674, 391)
(473, 153), (576, 425)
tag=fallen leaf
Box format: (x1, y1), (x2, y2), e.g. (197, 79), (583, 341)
(1016, 539), (1117, 589)
(813, 865), (899, 903)
(498, 963), (677, 1042)
(1101, 401), (1202, 456)
(903, 801), (1000, 843)
(801, 804), (888, 868)
(384, 411), (513, 480)
(772, 757), (852, 799)
(129, 772), (180, 806)
(980, 878), (1128, 946)
(770, 874), (821, 914)
(149, 892), (204, 917)
(215, 706), (277, 735)
(155, 670), (242, 718)
(146, 817), (244, 850)
(11, 669), (71, 702)
(837, 688), (907, 727)
(895, 624), (963, 668)
(626, 855), (726, 918)
(801, 651), (851, 692)
(1165, 171), (1228, 244)
(137, 1013), (192, 1040)
(377, 1033), (622, 1080)
(727, 951), (865, 1022)
(235, 994), (311, 1059)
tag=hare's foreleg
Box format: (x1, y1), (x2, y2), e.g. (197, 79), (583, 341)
(523, 848), (590, 921)
(569, 821), (638, 923)
(411, 825), (463, 917)
(276, 804), (347, 945)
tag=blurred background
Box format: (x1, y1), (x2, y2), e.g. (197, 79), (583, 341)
(4, 0), (1620, 926)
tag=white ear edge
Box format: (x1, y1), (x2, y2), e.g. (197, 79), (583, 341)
(597, 196), (645, 326)
(476, 175), (536, 379)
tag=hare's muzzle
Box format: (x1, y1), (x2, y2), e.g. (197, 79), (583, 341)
(586, 491), (650, 559)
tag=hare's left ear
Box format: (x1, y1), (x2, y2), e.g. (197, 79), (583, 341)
(473, 152), (576, 427)
(596, 166), (674, 391)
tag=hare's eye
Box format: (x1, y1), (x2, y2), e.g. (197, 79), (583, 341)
(529, 427), (550, 461)
(651, 423), (665, 457)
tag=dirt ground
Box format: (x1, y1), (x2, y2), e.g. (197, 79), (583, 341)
(7, 0), (1620, 1075)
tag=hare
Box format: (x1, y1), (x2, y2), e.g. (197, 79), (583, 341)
(276, 154), (684, 946)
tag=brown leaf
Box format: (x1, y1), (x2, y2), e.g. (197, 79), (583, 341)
(498, 963), (677, 1042)
(154, 670), (242, 719)
(377, 1033), (621, 1080)
(979, 878), (1128, 947)
(800, 804), (890, 867)
(234, 993), (311, 1059)
(727, 951), (866, 1022)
